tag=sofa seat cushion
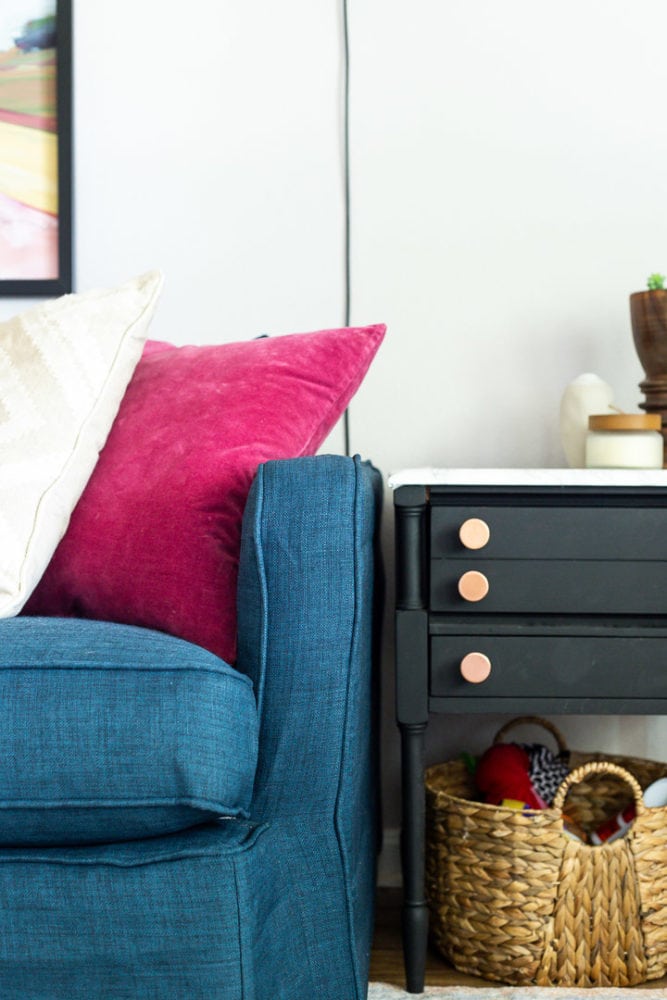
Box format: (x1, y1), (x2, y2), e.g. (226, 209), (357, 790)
(0, 618), (258, 846)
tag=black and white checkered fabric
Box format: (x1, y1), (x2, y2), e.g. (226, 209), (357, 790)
(521, 742), (570, 806)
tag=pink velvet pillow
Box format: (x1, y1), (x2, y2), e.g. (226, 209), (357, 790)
(24, 325), (385, 664)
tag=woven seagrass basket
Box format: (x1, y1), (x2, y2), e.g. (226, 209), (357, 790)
(425, 716), (667, 987)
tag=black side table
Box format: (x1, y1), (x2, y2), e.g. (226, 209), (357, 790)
(393, 467), (667, 994)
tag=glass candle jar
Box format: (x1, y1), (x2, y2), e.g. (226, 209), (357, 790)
(585, 413), (663, 469)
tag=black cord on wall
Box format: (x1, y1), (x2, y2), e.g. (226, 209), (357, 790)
(342, 0), (351, 457)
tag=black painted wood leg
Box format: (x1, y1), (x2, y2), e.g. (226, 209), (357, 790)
(394, 488), (429, 994)
(400, 721), (428, 994)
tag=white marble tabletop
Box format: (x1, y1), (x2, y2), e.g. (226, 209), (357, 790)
(388, 467), (667, 489)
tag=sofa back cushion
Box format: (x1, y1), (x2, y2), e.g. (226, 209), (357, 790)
(0, 617), (258, 845)
(24, 324), (385, 663)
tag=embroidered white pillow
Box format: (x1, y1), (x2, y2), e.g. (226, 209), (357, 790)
(0, 270), (164, 617)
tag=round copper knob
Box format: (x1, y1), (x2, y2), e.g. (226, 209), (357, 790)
(458, 570), (489, 602)
(459, 517), (490, 550)
(460, 652), (492, 684)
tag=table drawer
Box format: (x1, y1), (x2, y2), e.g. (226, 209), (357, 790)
(431, 505), (667, 561)
(430, 559), (667, 614)
(431, 633), (667, 700)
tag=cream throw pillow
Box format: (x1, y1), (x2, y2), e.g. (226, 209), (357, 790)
(0, 270), (164, 618)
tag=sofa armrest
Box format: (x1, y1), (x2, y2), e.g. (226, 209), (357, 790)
(236, 454), (382, 824)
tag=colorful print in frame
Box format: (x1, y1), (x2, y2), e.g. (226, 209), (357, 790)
(0, 0), (72, 295)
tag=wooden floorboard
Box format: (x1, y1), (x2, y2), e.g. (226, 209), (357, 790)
(370, 888), (667, 990)
(370, 888), (491, 988)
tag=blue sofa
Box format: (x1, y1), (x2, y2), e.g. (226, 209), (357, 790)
(0, 454), (382, 999)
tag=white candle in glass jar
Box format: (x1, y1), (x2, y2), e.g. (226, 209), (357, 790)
(585, 413), (663, 469)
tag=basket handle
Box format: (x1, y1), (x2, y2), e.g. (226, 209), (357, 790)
(493, 715), (568, 753)
(552, 760), (645, 816)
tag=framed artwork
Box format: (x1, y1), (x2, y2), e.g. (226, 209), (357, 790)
(0, 0), (72, 296)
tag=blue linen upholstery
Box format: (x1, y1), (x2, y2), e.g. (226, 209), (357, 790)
(0, 455), (381, 999)
(0, 618), (258, 845)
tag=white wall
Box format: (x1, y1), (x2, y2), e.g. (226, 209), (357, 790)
(3, 0), (667, 841)
(350, 0), (667, 470)
(346, 0), (667, 837)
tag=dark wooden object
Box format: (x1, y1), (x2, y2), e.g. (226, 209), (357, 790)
(631, 289), (667, 464)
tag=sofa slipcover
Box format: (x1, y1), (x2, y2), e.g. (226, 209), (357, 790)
(0, 455), (381, 999)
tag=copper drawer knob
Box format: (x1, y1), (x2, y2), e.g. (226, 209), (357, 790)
(459, 518), (490, 550)
(460, 652), (492, 684)
(458, 570), (489, 602)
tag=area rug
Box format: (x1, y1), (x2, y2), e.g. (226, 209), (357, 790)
(368, 986), (667, 999)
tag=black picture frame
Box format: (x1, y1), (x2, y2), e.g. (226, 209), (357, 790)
(0, 0), (72, 297)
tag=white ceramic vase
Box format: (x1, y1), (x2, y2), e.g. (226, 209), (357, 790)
(559, 373), (614, 468)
